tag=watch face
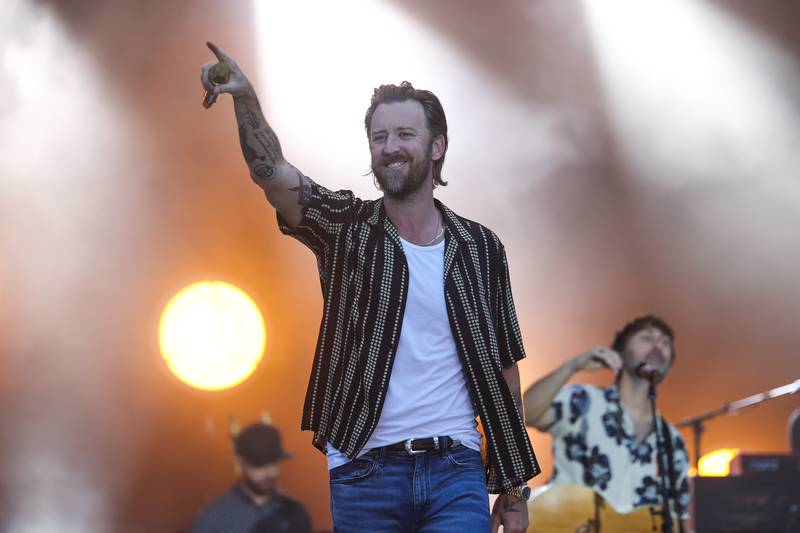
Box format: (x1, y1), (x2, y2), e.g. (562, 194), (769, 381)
(521, 486), (532, 499)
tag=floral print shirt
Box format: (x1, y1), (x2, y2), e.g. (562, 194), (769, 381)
(547, 384), (690, 517)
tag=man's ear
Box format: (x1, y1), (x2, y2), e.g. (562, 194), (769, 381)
(432, 134), (446, 161)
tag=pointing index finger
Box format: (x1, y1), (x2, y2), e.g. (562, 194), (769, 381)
(207, 41), (231, 63)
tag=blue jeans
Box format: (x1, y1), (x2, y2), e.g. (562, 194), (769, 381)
(329, 444), (490, 532)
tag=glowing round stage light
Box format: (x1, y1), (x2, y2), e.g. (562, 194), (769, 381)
(697, 448), (739, 477)
(159, 281), (266, 391)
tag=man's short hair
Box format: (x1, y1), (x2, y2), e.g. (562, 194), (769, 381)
(611, 315), (676, 362)
(364, 81), (449, 188)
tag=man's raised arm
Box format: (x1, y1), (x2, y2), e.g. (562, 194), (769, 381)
(201, 41), (310, 228)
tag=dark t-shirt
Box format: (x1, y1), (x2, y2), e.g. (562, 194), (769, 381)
(191, 485), (310, 533)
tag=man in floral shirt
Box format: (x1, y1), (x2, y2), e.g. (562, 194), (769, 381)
(523, 315), (690, 526)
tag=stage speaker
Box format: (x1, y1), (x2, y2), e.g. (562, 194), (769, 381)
(693, 474), (800, 533)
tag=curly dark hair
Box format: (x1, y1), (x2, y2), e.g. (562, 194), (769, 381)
(364, 81), (449, 188)
(611, 315), (676, 362)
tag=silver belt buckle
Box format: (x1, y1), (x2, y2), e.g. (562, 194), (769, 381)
(404, 438), (426, 455)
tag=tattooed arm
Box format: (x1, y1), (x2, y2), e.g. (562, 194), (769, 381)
(232, 91), (311, 227)
(491, 492), (528, 533)
(201, 41), (310, 228)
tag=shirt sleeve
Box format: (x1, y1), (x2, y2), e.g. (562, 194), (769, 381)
(494, 244), (526, 368)
(545, 384), (589, 438)
(276, 179), (362, 258)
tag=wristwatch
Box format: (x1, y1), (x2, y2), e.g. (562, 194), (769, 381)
(504, 484), (532, 502)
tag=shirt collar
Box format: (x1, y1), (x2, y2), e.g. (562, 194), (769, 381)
(604, 384), (667, 445)
(367, 197), (475, 244)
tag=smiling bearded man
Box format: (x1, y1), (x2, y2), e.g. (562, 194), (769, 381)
(202, 42), (540, 533)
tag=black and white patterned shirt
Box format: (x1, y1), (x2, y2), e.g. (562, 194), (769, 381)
(277, 180), (540, 492)
(547, 384), (690, 517)
(191, 486), (310, 533)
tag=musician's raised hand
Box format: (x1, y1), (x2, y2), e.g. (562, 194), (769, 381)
(201, 41), (253, 108)
(572, 346), (622, 375)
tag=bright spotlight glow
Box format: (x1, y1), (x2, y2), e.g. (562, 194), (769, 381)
(698, 448), (739, 477)
(159, 281), (266, 391)
(252, 0), (464, 200)
(2, 0), (149, 530)
(582, 0), (800, 184)
(251, 0), (577, 213)
(580, 0), (800, 317)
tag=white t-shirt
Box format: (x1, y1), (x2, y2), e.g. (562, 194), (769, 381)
(327, 236), (481, 469)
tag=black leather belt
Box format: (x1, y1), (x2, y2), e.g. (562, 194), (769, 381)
(380, 436), (459, 455)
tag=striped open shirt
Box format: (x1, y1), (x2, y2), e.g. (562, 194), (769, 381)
(277, 180), (540, 492)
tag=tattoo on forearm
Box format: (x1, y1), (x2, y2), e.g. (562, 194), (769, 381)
(239, 124), (265, 164)
(288, 170), (312, 206)
(253, 164), (275, 180)
(502, 494), (523, 513)
(235, 97), (263, 130)
(252, 130), (280, 162)
(234, 97), (282, 167)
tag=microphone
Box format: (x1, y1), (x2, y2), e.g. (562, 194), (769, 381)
(636, 362), (660, 382)
(203, 62), (231, 108)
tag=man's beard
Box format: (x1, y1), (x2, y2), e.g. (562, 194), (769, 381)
(623, 349), (669, 383)
(372, 143), (433, 200)
(242, 474), (276, 497)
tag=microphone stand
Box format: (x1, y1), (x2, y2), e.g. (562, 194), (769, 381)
(676, 378), (800, 470)
(649, 380), (676, 533)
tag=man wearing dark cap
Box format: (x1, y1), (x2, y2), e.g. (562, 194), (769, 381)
(191, 422), (311, 533)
